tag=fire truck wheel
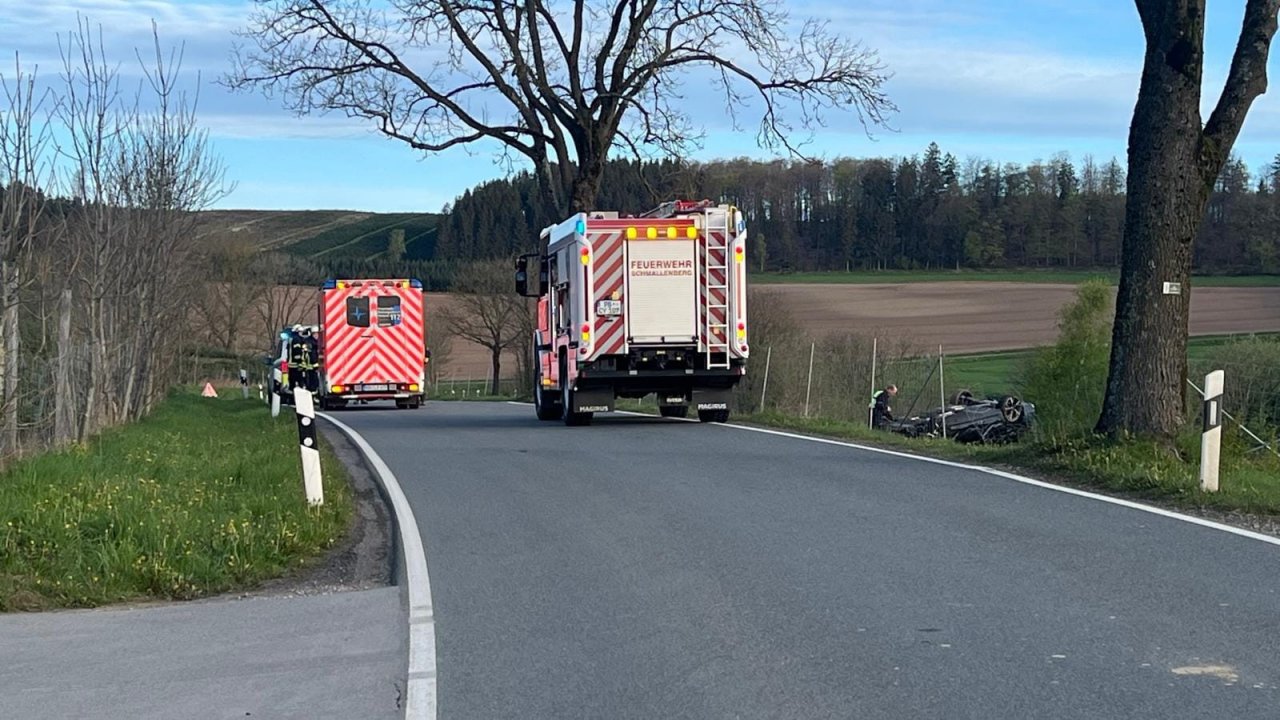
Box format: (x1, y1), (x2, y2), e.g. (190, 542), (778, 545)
(697, 408), (730, 423)
(534, 387), (561, 421)
(659, 405), (689, 419)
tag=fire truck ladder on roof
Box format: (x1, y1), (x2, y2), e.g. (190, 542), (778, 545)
(703, 208), (731, 369)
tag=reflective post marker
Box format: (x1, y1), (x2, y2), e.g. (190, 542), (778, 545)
(239, 368), (249, 399)
(293, 387), (324, 505)
(1200, 370), (1224, 493)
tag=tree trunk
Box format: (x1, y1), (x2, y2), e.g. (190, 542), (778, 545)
(490, 347), (502, 396)
(54, 287), (76, 446)
(570, 155), (606, 214)
(1096, 8), (1206, 438)
(2, 261), (20, 455)
(1098, 0), (1280, 439)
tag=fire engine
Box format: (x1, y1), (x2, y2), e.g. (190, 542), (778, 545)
(315, 278), (427, 410)
(515, 200), (748, 425)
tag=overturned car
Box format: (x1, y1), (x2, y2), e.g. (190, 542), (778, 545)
(889, 390), (1035, 444)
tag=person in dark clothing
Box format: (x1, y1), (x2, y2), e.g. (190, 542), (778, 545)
(296, 326), (320, 389)
(289, 327), (320, 392)
(870, 384), (898, 430)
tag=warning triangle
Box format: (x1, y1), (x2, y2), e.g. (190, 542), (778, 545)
(201, 382), (218, 398)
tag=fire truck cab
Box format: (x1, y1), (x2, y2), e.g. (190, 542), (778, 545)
(516, 200), (749, 426)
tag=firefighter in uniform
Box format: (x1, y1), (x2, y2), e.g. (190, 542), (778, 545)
(289, 327), (320, 392)
(870, 384), (898, 430)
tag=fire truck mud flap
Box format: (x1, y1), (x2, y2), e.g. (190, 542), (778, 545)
(570, 387), (614, 414)
(694, 389), (732, 412)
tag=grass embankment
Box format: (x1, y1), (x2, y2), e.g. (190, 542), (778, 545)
(0, 392), (352, 611)
(750, 269), (1280, 286)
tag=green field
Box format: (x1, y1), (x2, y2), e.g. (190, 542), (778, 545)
(750, 270), (1280, 287)
(940, 333), (1280, 397)
(284, 212), (441, 260)
(0, 391), (352, 610)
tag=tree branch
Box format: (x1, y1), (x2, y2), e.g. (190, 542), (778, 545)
(1201, 0), (1280, 182)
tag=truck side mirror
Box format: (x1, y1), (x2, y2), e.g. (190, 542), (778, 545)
(515, 253), (541, 297)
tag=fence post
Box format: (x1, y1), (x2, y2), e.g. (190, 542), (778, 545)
(293, 387), (324, 506)
(760, 346), (772, 412)
(938, 345), (946, 438)
(1200, 369), (1225, 493)
(804, 342), (816, 418)
(869, 337), (878, 428)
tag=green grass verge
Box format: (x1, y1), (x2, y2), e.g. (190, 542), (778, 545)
(940, 334), (1280, 397)
(0, 391), (352, 611)
(749, 270), (1280, 286)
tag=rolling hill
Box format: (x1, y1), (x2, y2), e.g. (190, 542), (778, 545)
(194, 209), (443, 261)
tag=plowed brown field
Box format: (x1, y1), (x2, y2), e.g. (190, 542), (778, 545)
(428, 283), (1280, 379)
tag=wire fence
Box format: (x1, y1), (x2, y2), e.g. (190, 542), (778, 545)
(736, 338), (953, 428)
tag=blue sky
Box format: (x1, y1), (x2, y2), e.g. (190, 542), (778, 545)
(4, 0), (1280, 212)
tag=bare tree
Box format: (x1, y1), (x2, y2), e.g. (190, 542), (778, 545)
(58, 19), (230, 436)
(257, 280), (316, 351)
(439, 260), (526, 394)
(1097, 0), (1280, 439)
(226, 0), (893, 216)
(0, 57), (54, 457)
(194, 236), (273, 352)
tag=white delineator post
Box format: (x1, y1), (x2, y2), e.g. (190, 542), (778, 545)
(1200, 370), (1225, 493)
(293, 387), (324, 505)
(239, 368), (249, 399)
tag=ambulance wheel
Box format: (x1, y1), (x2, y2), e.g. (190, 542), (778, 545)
(535, 387), (561, 421)
(659, 405), (689, 419)
(561, 384), (593, 426)
(697, 408), (730, 423)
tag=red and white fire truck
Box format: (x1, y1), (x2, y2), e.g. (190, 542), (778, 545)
(516, 200), (748, 425)
(315, 278), (427, 410)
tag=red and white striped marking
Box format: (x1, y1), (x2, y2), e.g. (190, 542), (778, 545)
(321, 281), (425, 389)
(591, 231), (628, 359)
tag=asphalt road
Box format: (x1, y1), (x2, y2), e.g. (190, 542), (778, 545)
(0, 587), (404, 719)
(343, 401), (1280, 720)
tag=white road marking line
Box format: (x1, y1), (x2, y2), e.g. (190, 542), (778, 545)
(320, 413), (437, 720)
(513, 400), (1280, 548)
(715, 422), (1280, 549)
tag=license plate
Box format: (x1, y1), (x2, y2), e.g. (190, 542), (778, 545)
(358, 384), (390, 392)
(596, 299), (622, 316)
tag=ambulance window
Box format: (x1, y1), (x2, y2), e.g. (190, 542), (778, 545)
(346, 296), (370, 327)
(376, 295), (402, 326)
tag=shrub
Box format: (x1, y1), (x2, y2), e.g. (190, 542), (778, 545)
(1019, 279), (1113, 443)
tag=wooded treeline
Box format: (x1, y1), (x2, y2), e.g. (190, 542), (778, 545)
(436, 144), (1280, 274)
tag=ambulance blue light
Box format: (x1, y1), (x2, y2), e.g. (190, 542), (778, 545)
(322, 278), (337, 289)
(575, 218), (586, 235)
(410, 278), (423, 288)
